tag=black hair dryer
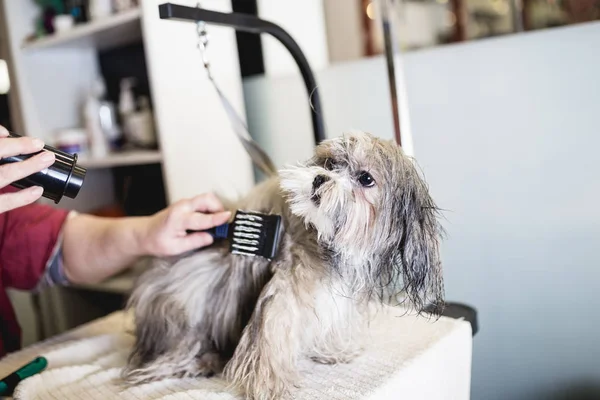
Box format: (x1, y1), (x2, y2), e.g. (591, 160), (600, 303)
(0, 133), (86, 204)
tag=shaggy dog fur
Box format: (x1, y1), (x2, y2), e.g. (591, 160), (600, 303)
(122, 131), (445, 399)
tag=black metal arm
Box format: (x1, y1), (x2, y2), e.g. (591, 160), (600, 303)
(158, 2), (326, 145)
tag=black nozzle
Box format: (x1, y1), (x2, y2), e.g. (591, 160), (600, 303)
(0, 133), (87, 204)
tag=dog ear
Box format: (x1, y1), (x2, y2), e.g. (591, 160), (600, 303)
(396, 176), (445, 315)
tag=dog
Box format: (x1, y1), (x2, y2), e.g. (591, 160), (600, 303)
(122, 131), (445, 399)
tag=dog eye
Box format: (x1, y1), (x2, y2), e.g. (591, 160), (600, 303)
(324, 158), (336, 170)
(358, 171), (375, 187)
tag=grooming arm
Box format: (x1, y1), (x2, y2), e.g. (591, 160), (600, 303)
(158, 2), (326, 146)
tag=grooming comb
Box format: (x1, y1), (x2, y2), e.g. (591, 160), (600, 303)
(192, 210), (283, 260)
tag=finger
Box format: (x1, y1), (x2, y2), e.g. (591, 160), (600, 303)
(185, 211), (232, 231)
(190, 193), (225, 213)
(177, 232), (215, 253)
(0, 126), (8, 138)
(0, 186), (44, 213)
(0, 151), (55, 188)
(0, 136), (45, 158)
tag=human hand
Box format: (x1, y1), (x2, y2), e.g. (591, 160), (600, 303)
(139, 193), (231, 257)
(0, 126), (55, 213)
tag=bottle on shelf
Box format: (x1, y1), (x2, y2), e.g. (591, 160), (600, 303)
(126, 96), (157, 148)
(83, 79), (110, 158)
(95, 78), (122, 149)
(118, 77), (136, 145)
(113, 0), (138, 13)
(64, 0), (88, 24)
(88, 0), (114, 20)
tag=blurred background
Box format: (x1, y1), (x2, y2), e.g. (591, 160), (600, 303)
(0, 0), (599, 399)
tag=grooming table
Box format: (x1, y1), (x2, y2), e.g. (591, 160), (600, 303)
(0, 307), (472, 399)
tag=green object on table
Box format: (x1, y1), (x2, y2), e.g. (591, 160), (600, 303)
(0, 356), (47, 396)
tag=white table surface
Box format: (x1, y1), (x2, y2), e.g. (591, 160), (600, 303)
(0, 308), (472, 399)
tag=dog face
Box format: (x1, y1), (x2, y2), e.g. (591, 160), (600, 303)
(280, 132), (444, 313)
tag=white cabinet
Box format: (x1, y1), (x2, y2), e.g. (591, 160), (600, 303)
(0, 0), (254, 209)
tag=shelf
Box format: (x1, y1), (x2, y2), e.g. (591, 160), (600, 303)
(78, 149), (163, 169)
(22, 8), (142, 51)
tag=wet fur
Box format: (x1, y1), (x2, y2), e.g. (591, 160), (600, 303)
(122, 132), (445, 399)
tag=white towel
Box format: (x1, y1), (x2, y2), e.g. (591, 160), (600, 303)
(1, 308), (472, 400)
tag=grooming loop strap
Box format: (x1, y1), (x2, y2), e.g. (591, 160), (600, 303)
(196, 18), (211, 77)
(195, 5), (277, 178)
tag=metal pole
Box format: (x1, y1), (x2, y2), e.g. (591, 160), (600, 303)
(512, 0), (525, 32)
(449, 0), (467, 42)
(378, 0), (415, 156)
(379, 0), (402, 147)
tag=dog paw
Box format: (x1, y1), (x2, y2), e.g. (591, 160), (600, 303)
(310, 347), (363, 365)
(311, 355), (340, 364)
(196, 351), (225, 378)
(225, 359), (295, 400)
(244, 377), (293, 400)
(120, 367), (164, 385)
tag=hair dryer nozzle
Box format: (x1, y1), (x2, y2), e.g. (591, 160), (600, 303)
(0, 133), (87, 204)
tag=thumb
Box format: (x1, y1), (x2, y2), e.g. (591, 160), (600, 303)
(186, 211), (231, 231)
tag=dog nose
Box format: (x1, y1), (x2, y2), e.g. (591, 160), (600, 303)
(312, 175), (328, 191)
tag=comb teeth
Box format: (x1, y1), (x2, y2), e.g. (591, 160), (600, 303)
(231, 211), (263, 254)
(229, 210), (282, 260)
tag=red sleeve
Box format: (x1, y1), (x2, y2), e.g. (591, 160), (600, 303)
(0, 186), (69, 290)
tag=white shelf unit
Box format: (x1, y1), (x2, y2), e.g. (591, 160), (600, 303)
(2, 0), (255, 205)
(78, 149), (163, 169)
(21, 8), (142, 51)
(9, 5), (158, 194)
(1, 2), (165, 213)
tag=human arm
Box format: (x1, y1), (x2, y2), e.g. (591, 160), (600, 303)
(0, 125), (230, 287)
(61, 194), (231, 285)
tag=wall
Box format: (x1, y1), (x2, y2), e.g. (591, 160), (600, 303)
(404, 22), (600, 400)
(242, 21), (600, 399)
(243, 55), (397, 168)
(322, 0), (364, 63)
(256, 0), (329, 77)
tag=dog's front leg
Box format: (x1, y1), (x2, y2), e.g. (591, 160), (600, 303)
(224, 269), (305, 400)
(309, 284), (365, 365)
